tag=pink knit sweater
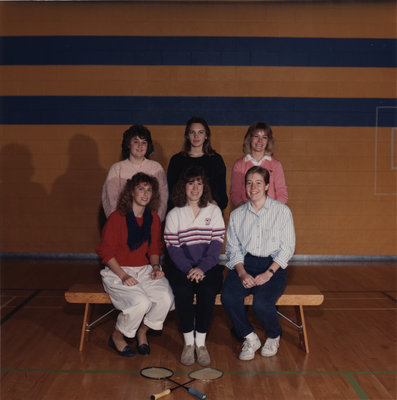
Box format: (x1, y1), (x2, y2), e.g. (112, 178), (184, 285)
(102, 159), (168, 221)
(230, 155), (288, 206)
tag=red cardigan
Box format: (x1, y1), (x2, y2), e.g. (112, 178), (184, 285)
(96, 210), (162, 266)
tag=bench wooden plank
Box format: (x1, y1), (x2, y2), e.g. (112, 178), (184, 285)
(65, 283), (324, 306)
(65, 283), (324, 353)
(65, 283), (110, 304)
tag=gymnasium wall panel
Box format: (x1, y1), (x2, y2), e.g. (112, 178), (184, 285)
(0, 1), (396, 255)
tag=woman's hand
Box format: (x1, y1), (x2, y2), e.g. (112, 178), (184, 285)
(121, 274), (138, 286)
(187, 267), (205, 283)
(151, 266), (165, 280)
(239, 271), (256, 289)
(254, 271), (272, 286)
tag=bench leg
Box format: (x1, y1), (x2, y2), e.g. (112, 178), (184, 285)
(295, 305), (309, 354)
(79, 303), (91, 352)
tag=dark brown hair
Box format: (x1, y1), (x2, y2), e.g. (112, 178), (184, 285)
(182, 116), (215, 156)
(243, 122), (274, 156)
(171, 165), (213, 208)
(121, 125), (154, 159)
(117, 172), (159, 215)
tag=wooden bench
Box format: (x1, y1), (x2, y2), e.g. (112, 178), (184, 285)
(65, 283), (324, 353)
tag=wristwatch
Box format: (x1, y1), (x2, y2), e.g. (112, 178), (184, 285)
(268, 268), (275, 275)
(152, 263), (162, 271)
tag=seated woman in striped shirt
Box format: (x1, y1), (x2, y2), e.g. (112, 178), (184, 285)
(221, 166), (295, 360)
(164, 166), (225, 367)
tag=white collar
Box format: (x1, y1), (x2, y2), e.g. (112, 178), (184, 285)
(245, 154), (272, 165)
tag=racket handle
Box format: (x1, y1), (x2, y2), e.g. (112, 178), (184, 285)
(150, 389), (171, 400)
(188, 387), (207, 400)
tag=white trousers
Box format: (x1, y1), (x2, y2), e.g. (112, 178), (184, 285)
(101, 265), (174, 338)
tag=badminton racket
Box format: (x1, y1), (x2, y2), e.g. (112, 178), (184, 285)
(142, 367), (223, 400)
(140, 366), (206, 400)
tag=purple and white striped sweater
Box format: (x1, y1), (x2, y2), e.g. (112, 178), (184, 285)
(164, 203), (225, 274)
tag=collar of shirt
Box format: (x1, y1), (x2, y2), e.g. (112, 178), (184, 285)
(247, 196), (272, 215)
(245, 154), (272, 165)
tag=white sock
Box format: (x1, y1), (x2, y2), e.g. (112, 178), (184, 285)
(183, 331), (195, 346)
(195, 332), (207, 348)
(245, 332), (258, 342)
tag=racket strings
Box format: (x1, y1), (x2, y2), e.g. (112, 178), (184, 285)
(141, 367), (174, 379)
(188, 368), (224, 381)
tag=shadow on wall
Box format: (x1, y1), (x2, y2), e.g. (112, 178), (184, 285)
(0, 143), (49, 252)
(49, 134), (107, 253)
(0, 134), (170, 254)
(151, 139), (167, 169)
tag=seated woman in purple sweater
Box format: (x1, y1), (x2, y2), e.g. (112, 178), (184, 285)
(164, 166), (225, 367)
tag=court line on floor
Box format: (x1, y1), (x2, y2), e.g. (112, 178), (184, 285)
(0, 297), (17, 309)
(2, 367), (395, 400)
(382, 291), (397, 302)
(0, 368), (397, 375)
(0, 289), (41, 325)
(2, 368), (395, 375)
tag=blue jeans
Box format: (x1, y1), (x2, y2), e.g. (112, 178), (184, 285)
(221, 254), (286, 339)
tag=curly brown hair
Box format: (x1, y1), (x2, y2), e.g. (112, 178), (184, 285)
(171, 165), (212, 208)
(117, 172), (160, 216)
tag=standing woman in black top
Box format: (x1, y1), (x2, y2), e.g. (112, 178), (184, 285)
(167, 116), (228, 211)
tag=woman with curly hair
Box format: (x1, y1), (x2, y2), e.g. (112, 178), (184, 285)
(96, 172), (174, 357)
(230, 122), (288, 207)
(102, 124), (168, 221)
(164, 166), (225, 366)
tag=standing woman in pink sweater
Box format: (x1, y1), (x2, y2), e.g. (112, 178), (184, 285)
(102, 125), (168, 221)
(230, 122), (288, 207)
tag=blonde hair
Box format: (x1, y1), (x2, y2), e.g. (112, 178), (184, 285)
(242, 122), (274, 156)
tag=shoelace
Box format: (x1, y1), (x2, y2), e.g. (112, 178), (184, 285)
(263, 339), (277, 351)
(242, 340), (256, 351)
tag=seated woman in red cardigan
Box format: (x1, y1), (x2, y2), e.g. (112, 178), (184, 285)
(96, 172), (174, 357)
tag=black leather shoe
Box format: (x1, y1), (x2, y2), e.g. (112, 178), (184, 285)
(108, 336), (136, 357)
(136, 336), (150, 355)
(137, 343), (150, 355)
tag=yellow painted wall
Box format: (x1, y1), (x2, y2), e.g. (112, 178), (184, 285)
(0, 1), (396, 255)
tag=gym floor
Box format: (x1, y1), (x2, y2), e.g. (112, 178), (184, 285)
(1, 259), (396, 400)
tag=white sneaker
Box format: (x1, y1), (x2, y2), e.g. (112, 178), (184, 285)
(261, 336), (280, 357)
(239, 336), (261, 361)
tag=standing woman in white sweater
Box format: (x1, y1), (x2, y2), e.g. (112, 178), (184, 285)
(102, 125), (168, 221)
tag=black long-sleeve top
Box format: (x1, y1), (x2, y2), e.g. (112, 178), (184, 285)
(167, 152), (228, 211)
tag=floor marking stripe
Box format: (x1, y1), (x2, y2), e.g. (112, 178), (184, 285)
(1, 368), (396, 375)
(343, 372), (370, 400)
(0, 297), (17, 309)
(0, 289), (41, 325)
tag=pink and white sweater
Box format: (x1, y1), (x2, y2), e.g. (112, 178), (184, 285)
(102, 158), (168, 221)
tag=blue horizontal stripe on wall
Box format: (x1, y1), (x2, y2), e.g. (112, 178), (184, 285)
(0, 36), (395, 67)
(1, 96), (396, 126)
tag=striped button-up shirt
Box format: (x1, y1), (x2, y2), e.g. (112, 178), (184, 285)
(226, 197), (295, 270)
